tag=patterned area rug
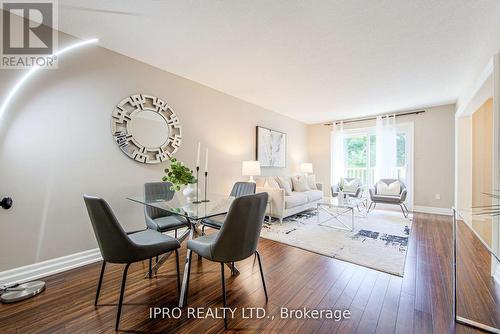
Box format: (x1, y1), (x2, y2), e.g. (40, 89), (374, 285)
(261, 208), (412, 276)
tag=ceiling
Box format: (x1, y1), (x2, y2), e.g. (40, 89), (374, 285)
(56, 0), (500, 124)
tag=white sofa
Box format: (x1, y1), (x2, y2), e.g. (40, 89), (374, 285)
(256, 176), (323, 223)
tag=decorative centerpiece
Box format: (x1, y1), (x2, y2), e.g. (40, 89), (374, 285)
(162, 158), (197, 202)
(338, 182), (345, 204)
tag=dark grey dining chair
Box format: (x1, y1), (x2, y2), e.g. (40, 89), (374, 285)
(144, 182), (189, 274)
(185, 192), (269, 330)
(201, 181), (256, 232)
(144, 182), (189, 236)
(83, 195), (181, 331)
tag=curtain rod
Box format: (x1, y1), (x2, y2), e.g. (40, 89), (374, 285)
(323, 110), (425, 126)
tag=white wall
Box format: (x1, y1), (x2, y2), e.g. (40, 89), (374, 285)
(307, 104), (456, 209)
(0, 32), (308, 271)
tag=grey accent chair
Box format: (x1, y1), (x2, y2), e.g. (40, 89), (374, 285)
(201, 181), (256, 232)
(331, 178), (363, 198)
(83, 195), (181, 331)
(144, 182), (189, 275)
(185, 192), (269, 330)
(368, 179), (409, 217)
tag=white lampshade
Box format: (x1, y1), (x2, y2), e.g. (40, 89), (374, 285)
(300, 163), (313, 174)
(242, 161), (261, 176)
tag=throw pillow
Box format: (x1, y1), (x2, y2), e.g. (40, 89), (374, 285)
(307, 174), (318, 190)
(343, 179), (359, 193)
(291, 175), (310, 192)
(264, 177), (280, 189)
(376, 180), (400, 196)
(276, 176), (293, 195)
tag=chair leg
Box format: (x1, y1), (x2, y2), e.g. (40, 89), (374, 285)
(185, 249), (193, 305)
(175, 249), (181, 297)
(94, 261), (106, 306)
(148, 258), (152, 278)
(175, 229), (178, 239)
(255, 250), (268, 302)
(399, 204), (408, 218)
(402, 203), (410, 214)
(220, 263), (228, 330)
(231, 262), (235, 275)
(202, 225), (205, 235)
(116, 263), (131, 331)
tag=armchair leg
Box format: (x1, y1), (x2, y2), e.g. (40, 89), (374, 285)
(148, 258), (152, 278)
(116, 263), (131, 331)
(255, 250), (268, 302)
(399, 204), (408, 218)
(367, 202), (374, 213)
(220, 263), (228, 330)
(402, 203), (410, 214)
(175, 249), (181, 297)
(94, 261), (106, 306)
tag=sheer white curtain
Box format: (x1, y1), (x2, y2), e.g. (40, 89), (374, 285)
(331, 121), (345, 185)
(375, 115), (397, 180)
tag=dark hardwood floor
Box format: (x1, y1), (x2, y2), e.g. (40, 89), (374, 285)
(0, 213), (498, 333)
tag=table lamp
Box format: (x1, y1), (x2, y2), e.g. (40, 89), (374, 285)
(300, 163), (313, 176)
(242, 161), (261, 182)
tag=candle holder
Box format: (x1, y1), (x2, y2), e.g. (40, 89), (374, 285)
(192, 166), (202, 204)
(201, 171), (210, 202)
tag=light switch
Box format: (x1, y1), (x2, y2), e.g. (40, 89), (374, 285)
(435, 194), (441, 200)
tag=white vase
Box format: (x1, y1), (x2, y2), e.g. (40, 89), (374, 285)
(338, 191), (344, 204)
(182, 184), (197, 202)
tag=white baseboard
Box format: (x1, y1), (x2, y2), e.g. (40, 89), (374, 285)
(0, 248), (102, 286)
(413, 205), (453, 216)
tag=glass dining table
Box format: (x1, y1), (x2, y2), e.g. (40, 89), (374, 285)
(127, 192), (236, 307)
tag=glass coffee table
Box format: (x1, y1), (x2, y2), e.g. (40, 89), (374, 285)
(316, 196), (366, 231)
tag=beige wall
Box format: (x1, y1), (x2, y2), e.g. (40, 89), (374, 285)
(307, 104), (456, 208)
(456, 116), (472, 216)
(0, 31), (308, 271)
(307, 124), (331, 196)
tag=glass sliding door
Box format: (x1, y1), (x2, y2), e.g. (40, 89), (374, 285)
(340, 123), (413, 208)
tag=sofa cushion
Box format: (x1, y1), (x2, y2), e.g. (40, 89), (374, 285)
(307, 174), (318, 190)
(304, 190), (323, 202)
(376, 180), (400, 195)
(342, 179), (359, 193)
(263, 177), (280, 189)
(285, 192), (308, 209)
(276, 176), (293, 195)
(291, 175), (310, 192)
(371, 194), (401, 203)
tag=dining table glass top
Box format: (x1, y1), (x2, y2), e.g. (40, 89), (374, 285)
(127, 192), (234, 220)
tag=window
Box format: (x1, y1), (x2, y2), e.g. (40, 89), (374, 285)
(342, 130), (407, 185)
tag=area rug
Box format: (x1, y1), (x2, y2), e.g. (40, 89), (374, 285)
(260, 209), (412, 276)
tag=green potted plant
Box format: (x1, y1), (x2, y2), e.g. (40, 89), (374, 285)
(162, 158), (197, 200)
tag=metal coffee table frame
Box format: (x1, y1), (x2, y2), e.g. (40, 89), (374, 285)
(317, 199), (356, 232)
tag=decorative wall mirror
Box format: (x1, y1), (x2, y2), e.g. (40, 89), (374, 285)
(111, 94), (182, 164)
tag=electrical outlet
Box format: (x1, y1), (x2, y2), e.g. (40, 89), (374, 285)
(435, 194), (441, 200)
